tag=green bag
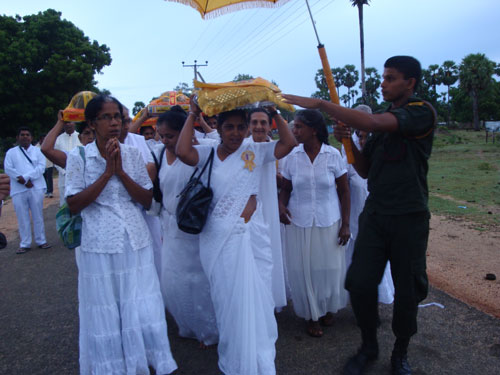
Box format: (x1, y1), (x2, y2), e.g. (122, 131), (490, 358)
(56, 146), (85, 249)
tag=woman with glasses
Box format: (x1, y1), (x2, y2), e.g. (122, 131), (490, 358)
(65, 95), (177, 375)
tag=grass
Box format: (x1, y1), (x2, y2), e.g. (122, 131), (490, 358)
(428, 130), (500, 226)
(330, 130), (500, 227)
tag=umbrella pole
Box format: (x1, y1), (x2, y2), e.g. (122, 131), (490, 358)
(305, 0), (355, 164)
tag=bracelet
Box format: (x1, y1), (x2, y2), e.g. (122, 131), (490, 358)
(188, 112), (199, 117)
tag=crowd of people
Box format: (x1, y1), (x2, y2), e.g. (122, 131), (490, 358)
(2, 55), (435, 375)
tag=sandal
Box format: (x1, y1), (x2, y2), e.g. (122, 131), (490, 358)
(319, 312), (335, 327)
(38, 243), (52, 249)
(16, 247), (30, 254)
(306, 320), (323, 338)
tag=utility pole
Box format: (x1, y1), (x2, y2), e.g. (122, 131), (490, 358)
(182, 60), (208, 83)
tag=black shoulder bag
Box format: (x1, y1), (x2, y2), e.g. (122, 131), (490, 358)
(151, 146), (166, 204)
(176, 148), (215, 234)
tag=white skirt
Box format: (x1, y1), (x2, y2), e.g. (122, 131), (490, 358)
(76, 240), (177, 375)
(161, 229), (218, 346)
(285, 221), (348, 321)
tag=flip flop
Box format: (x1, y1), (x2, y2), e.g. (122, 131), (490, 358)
(16, 247), (30, 254)
(38, 243), (52, 249)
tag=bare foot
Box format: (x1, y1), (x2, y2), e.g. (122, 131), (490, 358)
(319, 312), (334, 326)
(199, 341), (208, 349)
(306, 320), (323, 337)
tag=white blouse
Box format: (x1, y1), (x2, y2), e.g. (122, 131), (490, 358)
(195, 139), (276, 208)
(281, 143), (347, 228)
(65, 142), (153, 253)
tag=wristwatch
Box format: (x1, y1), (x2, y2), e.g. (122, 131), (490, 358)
(269, 109), (279, 118)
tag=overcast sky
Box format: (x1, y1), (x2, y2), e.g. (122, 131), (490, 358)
(2, 0), (499, 110)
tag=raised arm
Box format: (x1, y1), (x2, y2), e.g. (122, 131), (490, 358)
(41, 110), (69, 168)
(282, 95), (398, 133)
(269, 107), (297, 159)
(175, 99), (200, 166)
(334, 126), (370, 178)
(129, 108), (150, 134)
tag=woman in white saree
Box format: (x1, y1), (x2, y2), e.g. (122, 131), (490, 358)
(176, 101), (296, 375)
(151, 106), (218, 346)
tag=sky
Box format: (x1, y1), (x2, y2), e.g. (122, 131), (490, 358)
(2, 0), (499, 110)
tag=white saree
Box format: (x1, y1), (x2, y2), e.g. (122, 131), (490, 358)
(153, 144), (218, 346)
(195, 140), (278, 375)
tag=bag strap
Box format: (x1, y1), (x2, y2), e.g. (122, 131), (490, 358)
(78, 146), (86, 188)
(19, 146), (34, 165)
(151, 145), (166, 173)
(196, 148), (215, 188)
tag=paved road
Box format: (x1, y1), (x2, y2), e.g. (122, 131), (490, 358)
(1, 204), (499, 374)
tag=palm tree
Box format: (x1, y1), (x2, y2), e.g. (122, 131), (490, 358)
(438, 60), (459, 124)
(343, 64), (359, 107)
(459, 53), (496, 131)
(350, 0), (370, 103)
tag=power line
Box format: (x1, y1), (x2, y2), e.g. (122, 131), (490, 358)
(210, 0), (332, 80)
(207, 0), (313, 79)
(206, 0), (306, 75)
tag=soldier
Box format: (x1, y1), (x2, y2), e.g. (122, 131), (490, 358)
(283, 55), (435, 375)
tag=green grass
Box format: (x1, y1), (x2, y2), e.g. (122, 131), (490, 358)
(330, 130), (500, 227)
(428, 130), (500, 226)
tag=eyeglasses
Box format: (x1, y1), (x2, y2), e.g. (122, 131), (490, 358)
(95, 114), (123, 123)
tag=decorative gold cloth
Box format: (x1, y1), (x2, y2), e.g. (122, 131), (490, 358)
(194, 78), (295, 116)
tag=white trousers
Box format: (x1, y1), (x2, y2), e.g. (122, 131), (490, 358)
(12, 189), (47, 248)
(58, 173), (65, 207)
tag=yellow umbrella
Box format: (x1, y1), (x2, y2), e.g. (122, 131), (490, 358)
(168, 0), (291, 19)
(166, 0), (355, 162)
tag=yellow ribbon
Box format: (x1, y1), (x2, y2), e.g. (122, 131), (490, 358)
(241, 150), (256, 172)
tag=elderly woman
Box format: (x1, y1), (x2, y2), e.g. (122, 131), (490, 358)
(151, 106), (218, 347)
(176, 100), (296, 374)
(65, 95), (177, 375)
(279, 109), (350, 338)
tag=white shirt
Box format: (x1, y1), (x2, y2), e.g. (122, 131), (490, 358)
(195, 129), (221, 142)
(124, 133), (154, 165)
(281, 143), (347, 228)
(4, 145), (47, 196)
(65, 142), (153, 253)
(35, 143), (53, 168)
(55, 131), (81, 174)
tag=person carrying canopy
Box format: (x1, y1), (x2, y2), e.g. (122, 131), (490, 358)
(176, 97), (296, 375)
(283, 55), (435, 375)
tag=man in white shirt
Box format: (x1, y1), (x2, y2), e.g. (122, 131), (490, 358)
(4, 127), (51, 254)
(54, 121), (81, 206)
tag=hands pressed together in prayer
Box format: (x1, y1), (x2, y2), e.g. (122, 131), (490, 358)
(104, 138), (124, 178)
